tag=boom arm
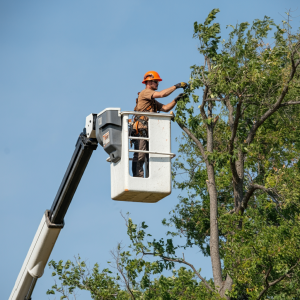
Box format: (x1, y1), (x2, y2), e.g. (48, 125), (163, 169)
(9, 129), (98, 300)
(49, 133), (98, 224)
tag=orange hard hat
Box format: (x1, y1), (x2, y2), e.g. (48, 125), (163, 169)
(142, 71), (162, 84)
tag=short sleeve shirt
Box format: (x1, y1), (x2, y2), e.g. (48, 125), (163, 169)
(135, 89), (163, 112)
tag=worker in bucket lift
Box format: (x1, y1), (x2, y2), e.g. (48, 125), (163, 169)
(132, 70), (188, 178)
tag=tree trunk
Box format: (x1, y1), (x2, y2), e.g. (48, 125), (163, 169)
(234, 149), (244, 212)
(206, 101), (223, 290)
(206, 163), (223, 290)
(219, 274), (233, 299)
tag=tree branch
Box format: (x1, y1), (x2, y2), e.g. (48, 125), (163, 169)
(242, 183), (270, 202)
(141, 251), (215, 293)
(228, 99), (243, 185)
(219, 274), (233, 299)
(110, 246), (136, 300)
(257, 258), (300, 299)
(280, 101), (300, 107)
(257, 266), (272, 300)
(200, 86), (209, 121)
(240, 185), (258, 213)
(245, 49), (300, 145)
(176, 121), (207, 160)
(240, 183), (282, 214)
(205, 95), (254, 102)
(205, 100), (224, 290)
(206, 56), (212, 72)
(205, 98), (223, 102)
(160, 256), (215, 293)
(229, 99), (242, 152)
(269, 258), (300, 287)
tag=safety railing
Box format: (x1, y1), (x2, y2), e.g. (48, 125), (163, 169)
(124, 111), (175, 160)
(128, 149), (175, 157)
(106, 111), (175, 162)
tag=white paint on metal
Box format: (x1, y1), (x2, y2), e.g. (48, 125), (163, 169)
(85, 113), (96, 138)
(9, 214), (62, 300)
(110, 112), (173, 203)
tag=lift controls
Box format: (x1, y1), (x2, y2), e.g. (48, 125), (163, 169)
(96, 108), (122, 163)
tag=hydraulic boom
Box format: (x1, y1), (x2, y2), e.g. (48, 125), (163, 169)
(9, 128), (98, 300)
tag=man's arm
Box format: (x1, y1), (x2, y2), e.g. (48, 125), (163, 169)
(160, 93), (184, 112)
(160, 100), (176, 112)
(152, 86), (176, 98)
(152, 82), (189, 98)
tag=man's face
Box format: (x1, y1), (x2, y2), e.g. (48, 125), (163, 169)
(148, 80), (159, 90)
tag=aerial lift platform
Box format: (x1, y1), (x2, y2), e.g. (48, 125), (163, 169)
(9, 108), (174, 300)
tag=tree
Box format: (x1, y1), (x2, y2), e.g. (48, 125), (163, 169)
(47, 9), (300, 299)
(172, 8), (300, 299)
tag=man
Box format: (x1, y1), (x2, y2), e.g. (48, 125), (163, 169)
(132, 70), (188, 177)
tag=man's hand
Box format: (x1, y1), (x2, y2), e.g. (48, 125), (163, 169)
(174, 82), (189, 89)
(174, 93), (184, 103)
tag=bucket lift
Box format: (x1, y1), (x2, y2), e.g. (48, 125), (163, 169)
(9, 108), (174, 300)
(92, 108), (174, 203)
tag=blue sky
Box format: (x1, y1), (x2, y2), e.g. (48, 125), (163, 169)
(1, 0), (299, 298)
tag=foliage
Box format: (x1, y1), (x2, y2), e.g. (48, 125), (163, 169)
(171, 7), (300, 299)
(47, 219), (215, 300)
(46, 257), (124, 299)
(47, 9), (300, 300)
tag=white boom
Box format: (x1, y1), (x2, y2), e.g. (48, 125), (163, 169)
(9, 212), (63, 300)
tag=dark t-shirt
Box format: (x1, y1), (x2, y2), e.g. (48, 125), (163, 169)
(135, 89), (163, 112)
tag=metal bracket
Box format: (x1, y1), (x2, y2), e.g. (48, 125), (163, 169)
(45, 210), (64, 229)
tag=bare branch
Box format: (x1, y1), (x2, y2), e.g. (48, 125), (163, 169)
(110, 245), (135, 300)
(280, 101), (300, 107)
(161, 256), (215, 293)
(176, 121), (207, 161)
(205, 95), (254, 102)
(205, 98), (223, 102)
